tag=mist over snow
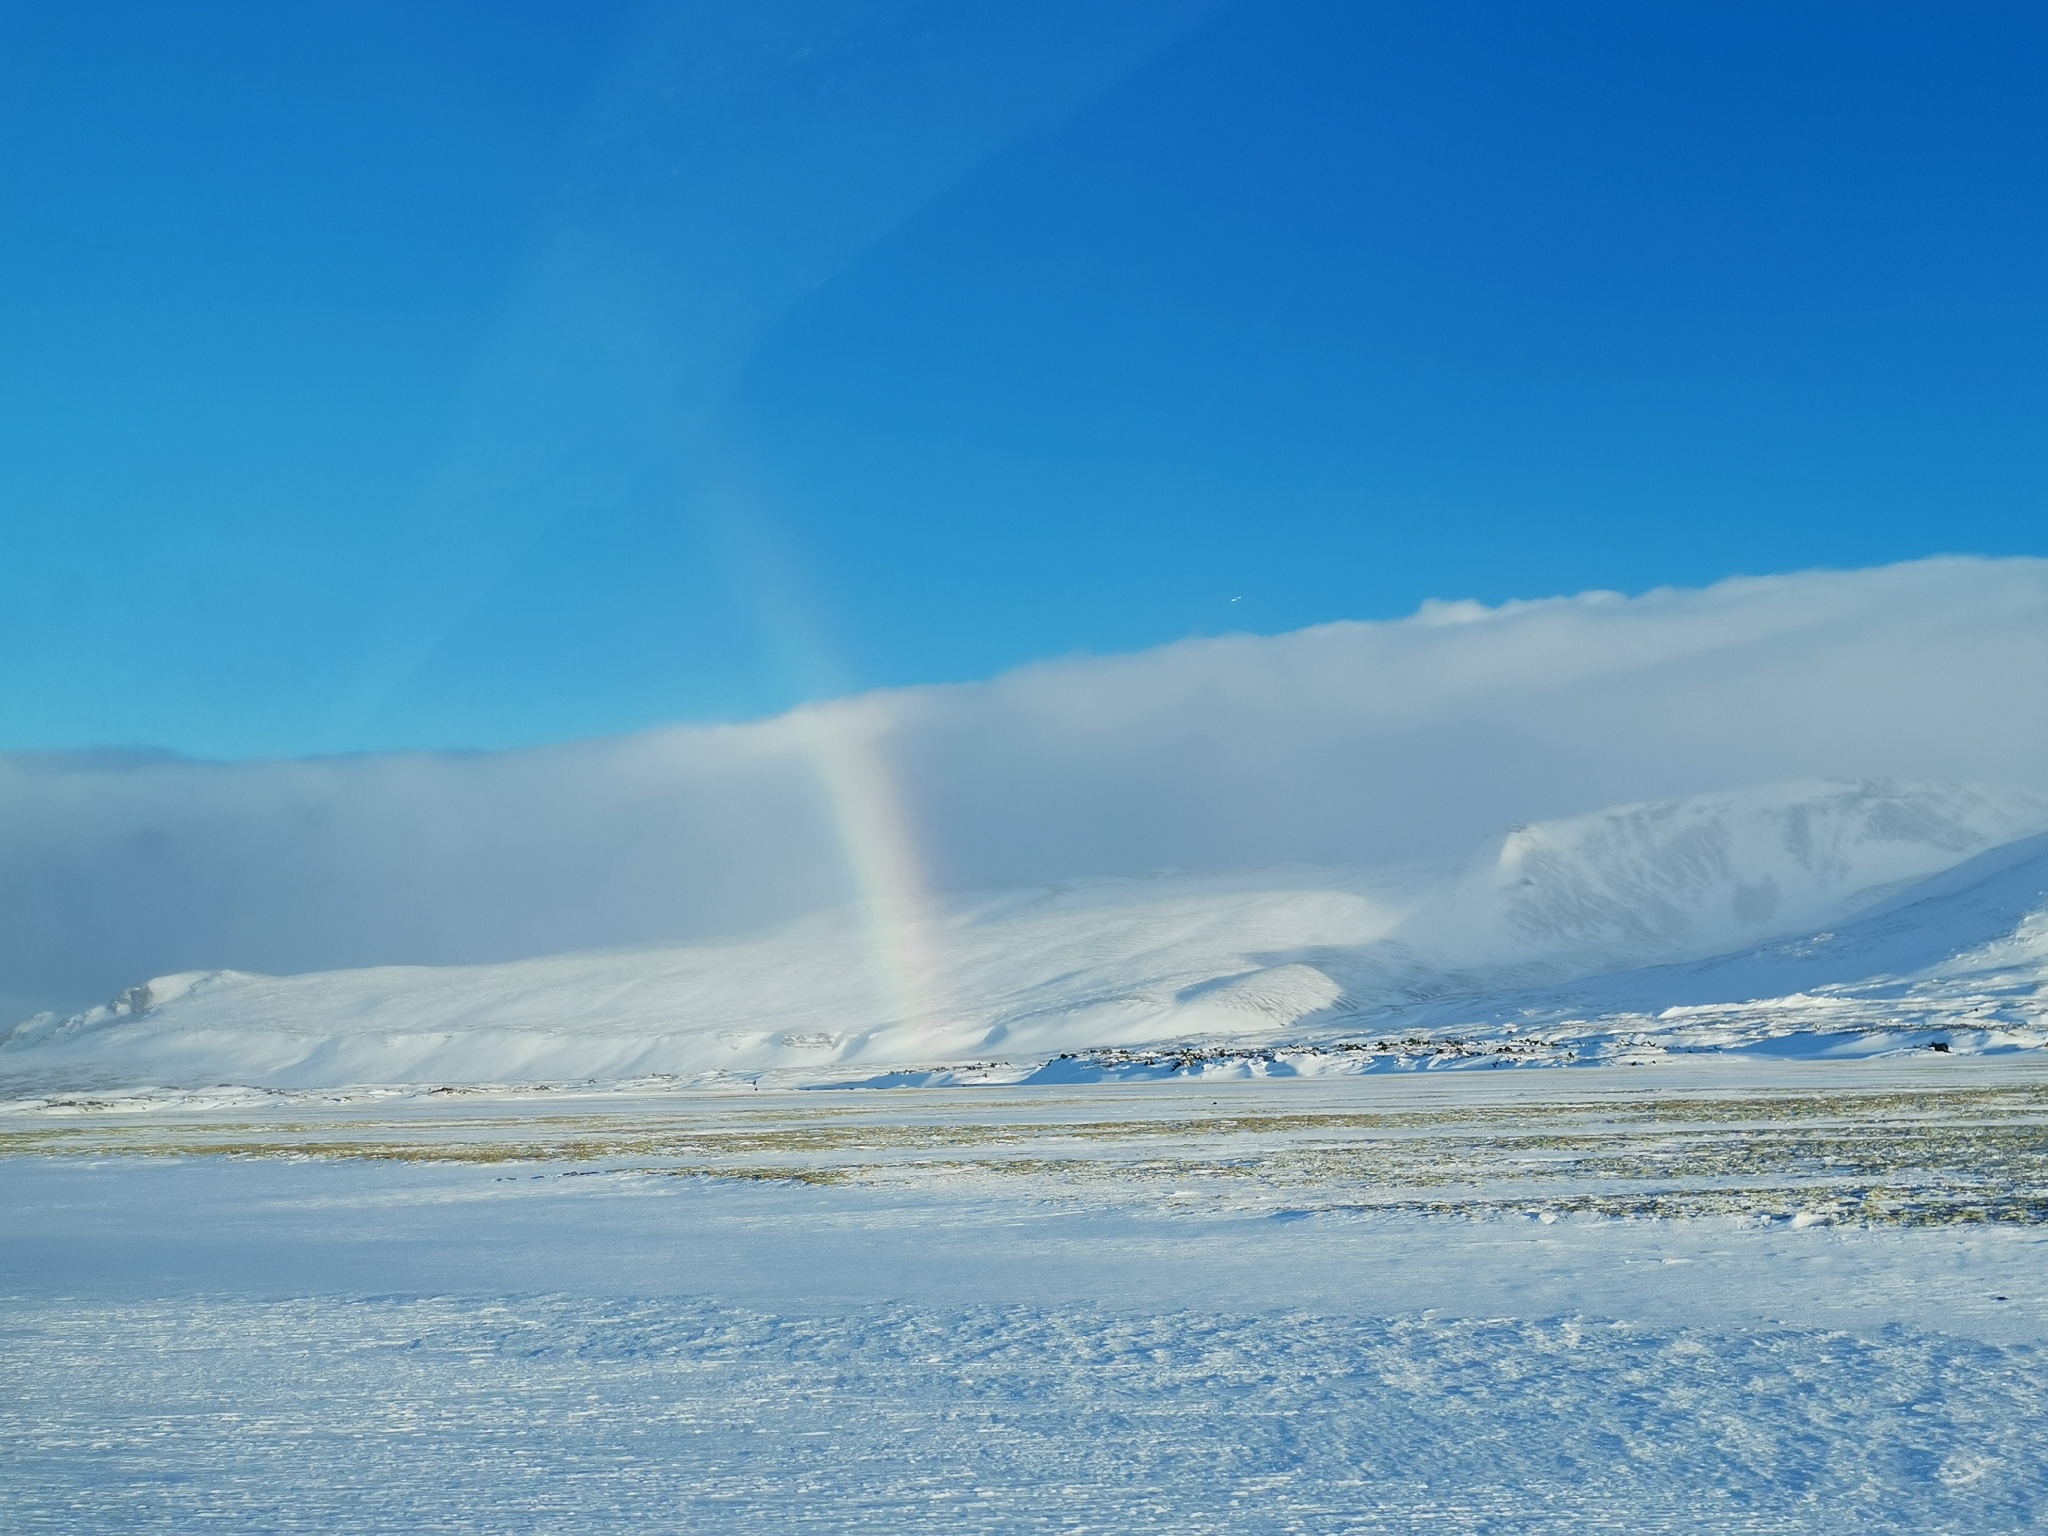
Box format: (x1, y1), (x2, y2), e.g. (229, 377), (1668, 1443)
(5, 555), (2047, 1020)
(8, 776), (2045, 1092)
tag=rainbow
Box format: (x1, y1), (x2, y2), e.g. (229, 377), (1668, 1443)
(793, 697), (953, 1045)
(712, 487), (954, 1043)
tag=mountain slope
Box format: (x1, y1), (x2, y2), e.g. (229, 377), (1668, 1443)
(1529, 829), (2048, 1014)
(4, 780), (2044, 1094)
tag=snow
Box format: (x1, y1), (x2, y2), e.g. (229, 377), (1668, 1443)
(4, 779), (2045, 1096)
(4, 1061), (2046, 1531)
(7, 1289), (2042, 1532)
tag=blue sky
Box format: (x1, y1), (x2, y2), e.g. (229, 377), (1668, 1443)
(5, 0), (2046, 758)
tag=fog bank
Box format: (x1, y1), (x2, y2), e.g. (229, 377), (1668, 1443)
(5, 557), (2044, 1016)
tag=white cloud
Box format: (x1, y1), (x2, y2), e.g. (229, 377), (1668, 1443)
(4, 556), (2046, 1017)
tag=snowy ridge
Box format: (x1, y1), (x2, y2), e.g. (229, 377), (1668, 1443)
(5, 779), (2047, 1095)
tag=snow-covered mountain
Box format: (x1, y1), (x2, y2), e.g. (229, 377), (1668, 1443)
(6, 779), (2046, 1095)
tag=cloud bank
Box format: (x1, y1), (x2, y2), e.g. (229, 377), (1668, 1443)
(5, 556), (2046, 1017)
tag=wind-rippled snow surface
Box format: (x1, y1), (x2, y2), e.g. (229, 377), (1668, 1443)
(4, 1293), (2041, 1534)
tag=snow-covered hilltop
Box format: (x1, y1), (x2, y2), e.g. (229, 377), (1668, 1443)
(7, 780), (2047, 1095)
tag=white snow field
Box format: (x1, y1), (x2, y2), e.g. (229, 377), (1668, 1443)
(5, 779), (2048, 1097)
(3, 1063), (2047, 1533)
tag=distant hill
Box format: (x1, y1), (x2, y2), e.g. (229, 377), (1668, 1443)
(6, 779), (2045, 1096)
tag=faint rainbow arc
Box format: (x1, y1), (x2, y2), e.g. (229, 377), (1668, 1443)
(793, 697), (951, 1042)
(698, 466), (953, 1046)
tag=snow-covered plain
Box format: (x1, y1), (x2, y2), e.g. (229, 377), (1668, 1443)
(5, 779), (2045, 1097)
(4, 1063), (2046, 1532)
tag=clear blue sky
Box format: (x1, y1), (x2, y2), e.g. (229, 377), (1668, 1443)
(5, 0), (2045, 758)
